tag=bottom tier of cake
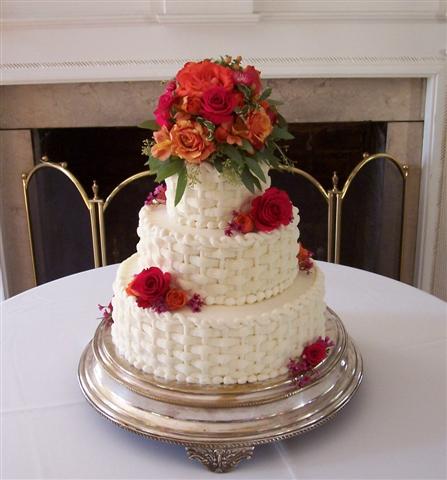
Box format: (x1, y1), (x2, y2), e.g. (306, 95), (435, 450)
(111, 253), (326, 385)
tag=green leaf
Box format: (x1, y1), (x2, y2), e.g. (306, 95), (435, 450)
(240, 168), (256, 193)
(155, 158), (183, 182)
(252, 173), (262, 191)
(148, 156), (163, 172)
(174, 166), (187, 206)
(271, 126), (295, 141)
(138, 119), (159, 130)
(259, 87), (272, 101)
(267, 99), (284, 106)
(277, 114), (287, 128)
(221, 144), (244, 166)
(262, 147), (280, 168)
(245, 156), (266, 183)
(240, 139), (255, 155)
(213, 156), (225, 173)
(240, 167), (262, 193)
(236, 83), (252, 101)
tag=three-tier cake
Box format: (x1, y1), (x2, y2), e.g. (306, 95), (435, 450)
(111, 165), (326, 385)
(109, 57), (327, 385)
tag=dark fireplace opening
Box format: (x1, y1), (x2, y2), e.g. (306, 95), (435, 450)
(29, 121), (399, 286)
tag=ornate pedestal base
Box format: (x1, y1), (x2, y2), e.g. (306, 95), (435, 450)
(78, 308), (363, 473)
(186, 446), (255, 473)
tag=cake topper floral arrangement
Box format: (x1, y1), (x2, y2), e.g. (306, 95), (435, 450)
(140, 55), (293, 205)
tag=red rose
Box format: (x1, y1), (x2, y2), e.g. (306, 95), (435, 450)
(201, 86), (238, 125)
(126, 267), (171, 309)
(302, 340), (328, 367)
(249, 187), (293, 232)
(176, 60), (234, 97)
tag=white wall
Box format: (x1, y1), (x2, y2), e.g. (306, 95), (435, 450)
(1, 0), (446, 84)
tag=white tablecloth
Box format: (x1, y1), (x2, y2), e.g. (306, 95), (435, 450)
(1, 263), (446, 479)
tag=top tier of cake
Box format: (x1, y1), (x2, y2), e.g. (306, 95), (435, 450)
(165, 162), (271, 230)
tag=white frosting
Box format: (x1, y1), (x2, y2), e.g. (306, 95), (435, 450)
(111, 253), (326, 385)
(165, 162), (270, 229)
(111, 164), (327, 385)
(136, 204), (300, 306)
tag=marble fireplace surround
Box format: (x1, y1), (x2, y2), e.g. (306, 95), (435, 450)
(0, 76), (432, 298)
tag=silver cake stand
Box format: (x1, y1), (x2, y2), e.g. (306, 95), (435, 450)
(78, 308), (363, 473)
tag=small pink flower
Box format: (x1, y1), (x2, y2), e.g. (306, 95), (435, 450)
(145, 183), (167, 205)
(297, 243), (314, 273)
(98, 301), (113, 325)
(288, 336), (334, 388)
(233, 65), (262, 94)
(187, 293), (205, 312)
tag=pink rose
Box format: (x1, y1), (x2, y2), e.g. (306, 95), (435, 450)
(233, 65), (262, 95)
(154, 90), (175, 128)
(201, 86), (238, 125)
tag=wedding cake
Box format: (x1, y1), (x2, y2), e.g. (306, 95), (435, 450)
(109, 56), (327, 385)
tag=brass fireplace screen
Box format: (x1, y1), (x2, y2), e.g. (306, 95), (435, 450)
(22, 153), (408, 286)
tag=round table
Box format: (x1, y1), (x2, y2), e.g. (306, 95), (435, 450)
(1, 263), (446, 479)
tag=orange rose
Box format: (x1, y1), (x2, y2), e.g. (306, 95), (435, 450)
(234, 213), (254, 234)
(176, 60), (234, 97)
(151, 126), (173, 161)
(165, 288), (188, 310)
(178, 96), (202, 115)
(260, 100), (278, 124)
(246, 108), (272, 150)
(215, 118), (249, 147)
(170, 120), (215, 164)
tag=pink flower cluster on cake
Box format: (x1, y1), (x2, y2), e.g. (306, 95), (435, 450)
(288, 336), (334, 387)
(297, 244), (314, 273)
(141, 55), (294, 204)
(145, 183), (167, 205)
(126, 267), (204, 313)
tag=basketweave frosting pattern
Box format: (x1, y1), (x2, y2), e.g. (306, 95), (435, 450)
(136, 205), (300, 306)
(111, 254), (326, 385)
(165, 162), (271, 229)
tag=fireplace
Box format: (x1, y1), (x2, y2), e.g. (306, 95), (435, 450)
(23, 118), (405, 286)
(0, 77), (427, 296)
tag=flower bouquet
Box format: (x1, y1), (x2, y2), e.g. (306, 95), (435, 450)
(140, 55), (293, 205)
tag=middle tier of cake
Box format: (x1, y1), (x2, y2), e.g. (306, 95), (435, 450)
(136, 204), (300, 306)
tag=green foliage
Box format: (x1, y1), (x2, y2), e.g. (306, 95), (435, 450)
(240, 139), (255, 155)
(240, 167), (261, 193)
(267, 99), (284, 106)
(245, 156), (266, 183)
(175, 166), (187, 206)
(154, 158), (184, 183)
(259, 87), (272, 101)
(236, 83), (253, 102)
(220, 144), (244, 167)
(138, 120), (159, 130)
(270, 125), (295, 141)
